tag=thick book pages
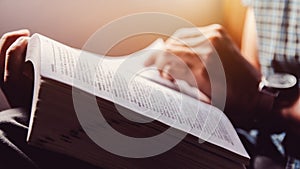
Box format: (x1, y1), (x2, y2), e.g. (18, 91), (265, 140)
(26, 34), (249, 169)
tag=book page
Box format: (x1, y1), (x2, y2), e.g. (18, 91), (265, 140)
(32, 33), (249, 159)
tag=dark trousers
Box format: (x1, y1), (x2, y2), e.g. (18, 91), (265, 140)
(0, 108), (101, 169)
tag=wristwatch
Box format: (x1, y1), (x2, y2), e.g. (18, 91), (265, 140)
(258, 73), (298, 110)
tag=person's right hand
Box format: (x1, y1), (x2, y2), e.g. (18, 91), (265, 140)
(0, 29), (33, 109)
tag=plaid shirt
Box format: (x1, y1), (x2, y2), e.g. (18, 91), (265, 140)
(243, 0), (300, 77)
(242, 1), (300, 169)
(287, 157), (300, 169)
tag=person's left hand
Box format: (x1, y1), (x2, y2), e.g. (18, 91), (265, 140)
(0, 30), (33, 109)
(144, 26), (214, 97)
(144, 25), (263, 128)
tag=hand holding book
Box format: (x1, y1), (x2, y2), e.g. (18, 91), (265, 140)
(0, 30), (33, 109)
(0, 30), (253, 168)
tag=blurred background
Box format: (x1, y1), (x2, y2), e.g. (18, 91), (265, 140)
(0, 0), (246, 55)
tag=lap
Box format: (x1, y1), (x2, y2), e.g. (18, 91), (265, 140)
(0, 108), (100, 169)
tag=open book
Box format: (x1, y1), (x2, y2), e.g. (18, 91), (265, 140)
(26, 34), (249, 169)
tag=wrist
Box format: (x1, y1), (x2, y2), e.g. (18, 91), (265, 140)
(256, 73), (299, 120)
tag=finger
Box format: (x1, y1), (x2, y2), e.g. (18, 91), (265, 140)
(144, 52), (157, 67)
(167, 36), (208, 48)
(167, 28), (222, 49)
(0, 29), (30, 85)
(158, 55), (193, 84)
(162, 51), (207, 90)
(172, 27), (204, 39)
(161, 64), (175, 82)
(166, 24), (225, 48)
(168, 25), (219, 41)
(154, 53), (176, 79)
(155, 51), (177, 74)
(165, 45), (204, 68)
(167, 27), (204, 46)
(4, 37), (29, 83)
(165, 45), (195, 57)
(196, 90), (211, 104)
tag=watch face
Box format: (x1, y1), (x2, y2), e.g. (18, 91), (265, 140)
(265, 73), (297, 89)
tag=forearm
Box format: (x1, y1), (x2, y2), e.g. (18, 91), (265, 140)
(217, 43), (273, 128)
(241, 8), (260, 71)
